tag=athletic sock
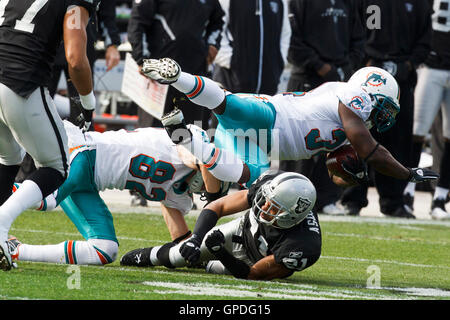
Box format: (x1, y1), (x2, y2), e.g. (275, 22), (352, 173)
(172, 72), (225, 109)
(403, 182), (416, 197)
(0, 180), (43, 242)
(14, 239), (117, 265)
(179, 137), (244, 183)
(433, 186), (449, 201)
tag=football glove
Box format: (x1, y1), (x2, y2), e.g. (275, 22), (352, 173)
(205, 230), (225, 253)
(341, 156), (369, 185)
(407, 168), (439, 183)
(71, 97), (93, 133)
(179, 235), (202, 264)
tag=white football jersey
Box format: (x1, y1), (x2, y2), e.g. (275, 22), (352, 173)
(269, 82), (374, 160)
(64, 121), (195, 215)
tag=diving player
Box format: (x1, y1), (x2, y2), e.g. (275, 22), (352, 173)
(141, 58), (439, 190)
(7, 121), (229, 266)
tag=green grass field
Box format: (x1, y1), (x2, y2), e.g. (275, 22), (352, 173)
(0, 208), (449, 302)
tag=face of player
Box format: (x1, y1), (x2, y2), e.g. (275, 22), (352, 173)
(259, 200), (284, 223)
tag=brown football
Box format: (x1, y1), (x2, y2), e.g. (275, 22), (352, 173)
(326, 144), (359, 182)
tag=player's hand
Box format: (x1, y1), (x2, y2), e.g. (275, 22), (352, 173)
(179, 235), (202, 264)
(71, 97), (93, 133)
(407, 168), (439, 183)
(341, 156), (369, 185)
(205, 230), (225, 253)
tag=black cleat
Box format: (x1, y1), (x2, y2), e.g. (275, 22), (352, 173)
(161, 108), (192, 144)
(120, 247), (154, 267)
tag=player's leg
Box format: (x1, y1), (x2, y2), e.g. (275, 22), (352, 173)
(0, 87), (68, 248)
(404, 67), (445, 212)
(10, 191), (119, 265)
(120, 217), (243, 269)
(430, 86), (450, 220)
(142, 58), (226, 112)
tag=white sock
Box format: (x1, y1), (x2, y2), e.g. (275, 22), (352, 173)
(0, 180), (43, 241)
(179, 136), (244, 183)
(14, 239), (117, 265)
(433, 187), (449, 201)
(403, 182), (416, 196)
(12, 182), (57, 211)
(172, 72), (225, 109)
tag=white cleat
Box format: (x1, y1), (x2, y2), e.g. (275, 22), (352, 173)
(0, 241), (13, 271)
(430, 207), (450, 220)
(141, 58), (181, 84)
(430, 199), (450, 220)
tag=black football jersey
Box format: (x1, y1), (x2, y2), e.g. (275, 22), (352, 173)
(0, 0), (95, 98)
(242, 170), (322, 271)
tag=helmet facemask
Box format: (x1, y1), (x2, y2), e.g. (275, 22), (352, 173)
(369, 94), (400, 133)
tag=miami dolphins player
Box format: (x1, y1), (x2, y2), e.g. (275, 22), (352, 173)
(140, 58), (439, 189)
(7, 121), (228, 267)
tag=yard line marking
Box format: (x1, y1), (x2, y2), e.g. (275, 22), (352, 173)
(140, 281), (401, 300)
(322, 255), (450, 269)
(325, 232), (449, 245)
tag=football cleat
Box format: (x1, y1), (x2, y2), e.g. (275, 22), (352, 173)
(120, 247), (154, 267)
(161, 108), (192, 145)
(430, 199), (450, 220)
(141, 58), (181, 84)
(7, 235), (21, 261)
(0, 240), (13, 271)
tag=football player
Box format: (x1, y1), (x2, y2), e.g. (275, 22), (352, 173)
(6, 121), (229, 267)
(120, 171), (321, 281)
(140, 58), (439, 191)
(0, 0), (99, 271)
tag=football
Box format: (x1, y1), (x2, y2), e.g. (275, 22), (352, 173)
(325, 144), (360, 182)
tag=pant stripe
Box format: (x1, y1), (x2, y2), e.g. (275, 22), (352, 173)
(39, 87), (68, 178)
(93, 245), (113, 265)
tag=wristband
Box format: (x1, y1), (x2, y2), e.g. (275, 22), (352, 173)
(79, 91), (96, 110)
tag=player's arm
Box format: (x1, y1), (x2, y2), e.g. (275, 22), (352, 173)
(179, 190), (250, 264)
(247, 255), (293, 280)
(338, 102), (411, 180)
(63, 6), (93, 95)
(63, 6), (95, 131)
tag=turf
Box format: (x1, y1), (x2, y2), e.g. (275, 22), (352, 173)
(0, 209), (449, 302)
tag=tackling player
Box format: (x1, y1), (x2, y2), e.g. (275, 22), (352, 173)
(121, 171), (321, 281)
(140, 58), (439, 192)
(0, 0), (99, 271)
(6, 121), (229, 267)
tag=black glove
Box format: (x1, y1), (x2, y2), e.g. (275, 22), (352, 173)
(341, 156), (369, 185)
(205, 230), (225, 253)
(179, 235), (202, 264)
(407, 168), (439, 183)
(72, 97), (93, 133)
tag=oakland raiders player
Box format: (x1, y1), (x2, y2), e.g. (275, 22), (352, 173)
(121, 171), (321, 281)
(0, 0), (99, 271)
(7, 121), (229, 266)
(141, 58), (439, 192)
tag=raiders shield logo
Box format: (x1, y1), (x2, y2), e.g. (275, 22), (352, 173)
(295, 197), (311, 214)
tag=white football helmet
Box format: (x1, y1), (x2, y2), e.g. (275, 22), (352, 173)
(348, 67), (400, 132)
(252, 172), (316, 229)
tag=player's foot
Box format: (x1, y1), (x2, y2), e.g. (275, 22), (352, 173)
(0, 240), (13, 271)
(161, 108), (192, 144)
(430, 199), (450, 220)
(6, 235), (21, 261)
(319, 202), (349, 215)
(120, 247), (154, 267)
(141, 58), (180, 84)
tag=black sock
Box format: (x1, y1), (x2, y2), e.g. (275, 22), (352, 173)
(0, 164), (20, 205)
(437, 141), (450, 189)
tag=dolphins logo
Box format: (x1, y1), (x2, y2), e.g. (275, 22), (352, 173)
(363, 72), (387, 87)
